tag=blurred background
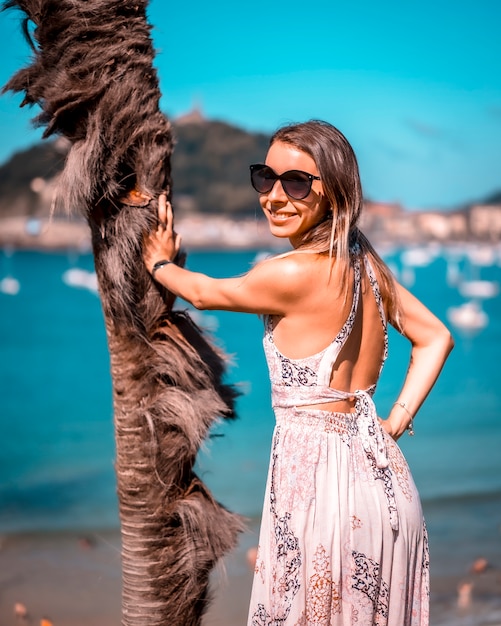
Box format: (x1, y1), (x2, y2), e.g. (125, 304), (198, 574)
(1, 1), (500, 625)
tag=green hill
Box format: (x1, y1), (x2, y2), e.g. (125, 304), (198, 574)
(0, 119), (270, 218)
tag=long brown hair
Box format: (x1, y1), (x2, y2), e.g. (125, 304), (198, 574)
(270, 120), (401, 327)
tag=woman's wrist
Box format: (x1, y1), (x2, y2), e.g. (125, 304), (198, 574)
(151, 259), (173, 278)
(391, 401), (415, 436)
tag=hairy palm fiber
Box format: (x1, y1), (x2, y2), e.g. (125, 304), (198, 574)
(2, 1), (244, 624)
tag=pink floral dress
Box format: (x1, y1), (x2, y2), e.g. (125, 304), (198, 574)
(248, 255), (429, 626)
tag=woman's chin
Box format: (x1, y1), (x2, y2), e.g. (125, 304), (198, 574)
(266, 217), (298, 240)
(268, 225), (293, 241)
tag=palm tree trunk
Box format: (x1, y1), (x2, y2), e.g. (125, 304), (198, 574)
(2, 1), (244, 623)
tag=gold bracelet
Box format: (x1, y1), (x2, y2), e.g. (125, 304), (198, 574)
(393, 401), (415, 436)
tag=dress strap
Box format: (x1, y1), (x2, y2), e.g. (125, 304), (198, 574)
(363, 256), (389, 366)
(363, 256), (387, 328)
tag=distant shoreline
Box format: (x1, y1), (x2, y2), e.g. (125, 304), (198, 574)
(2, 214), (501, 254)
(0, 215), (288, 253)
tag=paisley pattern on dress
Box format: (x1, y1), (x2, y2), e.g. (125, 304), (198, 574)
(280, 357), (318, 387)
(352, 551), (390, 620)
(251, 427), (302, 625)
(248, 254), (429, 625)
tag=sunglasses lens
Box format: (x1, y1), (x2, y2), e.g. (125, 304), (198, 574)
(281, 171), (311, 200)
(250, 166), (276, 194)
(250, 166), (314, 200)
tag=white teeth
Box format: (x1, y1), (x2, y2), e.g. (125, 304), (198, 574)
(270, 212), (295, 220)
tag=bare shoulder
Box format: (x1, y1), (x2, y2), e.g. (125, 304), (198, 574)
(253, 251), (328, 289)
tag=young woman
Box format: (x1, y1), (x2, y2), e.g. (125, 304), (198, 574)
(143, 120), (453, 625)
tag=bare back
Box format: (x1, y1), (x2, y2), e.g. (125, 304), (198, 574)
(268, 252), (387, 412)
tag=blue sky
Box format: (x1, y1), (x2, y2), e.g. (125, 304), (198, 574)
(0, 0), (500, 210)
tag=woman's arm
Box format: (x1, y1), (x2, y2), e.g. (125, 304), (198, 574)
(382, 282), (454, 440)
(142, 195), (303, 314)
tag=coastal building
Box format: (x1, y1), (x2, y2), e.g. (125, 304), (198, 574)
(469, 204), (501, 241)
(415, 210), (468, 241)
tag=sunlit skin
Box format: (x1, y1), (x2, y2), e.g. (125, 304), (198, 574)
(259, 141), (331, 247)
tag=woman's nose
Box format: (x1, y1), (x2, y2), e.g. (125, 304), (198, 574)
(266, 179), (288, 202)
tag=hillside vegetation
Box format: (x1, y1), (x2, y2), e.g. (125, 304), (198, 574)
(0, 118), (271, 218)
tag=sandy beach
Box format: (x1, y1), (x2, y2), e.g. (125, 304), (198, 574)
(1, 526), (501, 626)
(0, 528), (254, 626)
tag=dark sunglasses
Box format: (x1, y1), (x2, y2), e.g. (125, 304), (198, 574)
(249, 164), (321, 200)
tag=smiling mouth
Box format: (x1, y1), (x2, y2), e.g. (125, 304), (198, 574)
(268, 210), (297, 221)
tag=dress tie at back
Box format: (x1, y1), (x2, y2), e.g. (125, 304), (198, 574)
(272, 384), (398, 531)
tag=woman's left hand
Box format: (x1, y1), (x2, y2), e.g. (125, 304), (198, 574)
(143, 194), (182, 274)
(379, 417), (401, 441)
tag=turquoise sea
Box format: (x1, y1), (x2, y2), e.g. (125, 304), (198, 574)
(1, 245), (501, 588)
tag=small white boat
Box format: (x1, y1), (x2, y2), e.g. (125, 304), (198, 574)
(399, 246), (439, 287)
(459, 280), (499, 299)
(401, 246), (437, 267)
(1, 247), (20, 295)
(447, 301), (488, 331)
(466, 245), (496, 267)
(0, 276), (20, 295)
(62, 268), (98, 294)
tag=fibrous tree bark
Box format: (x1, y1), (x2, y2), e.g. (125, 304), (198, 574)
(2, 2), (243, 624)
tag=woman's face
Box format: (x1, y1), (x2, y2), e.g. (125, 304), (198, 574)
(258, 141), (330, 248)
